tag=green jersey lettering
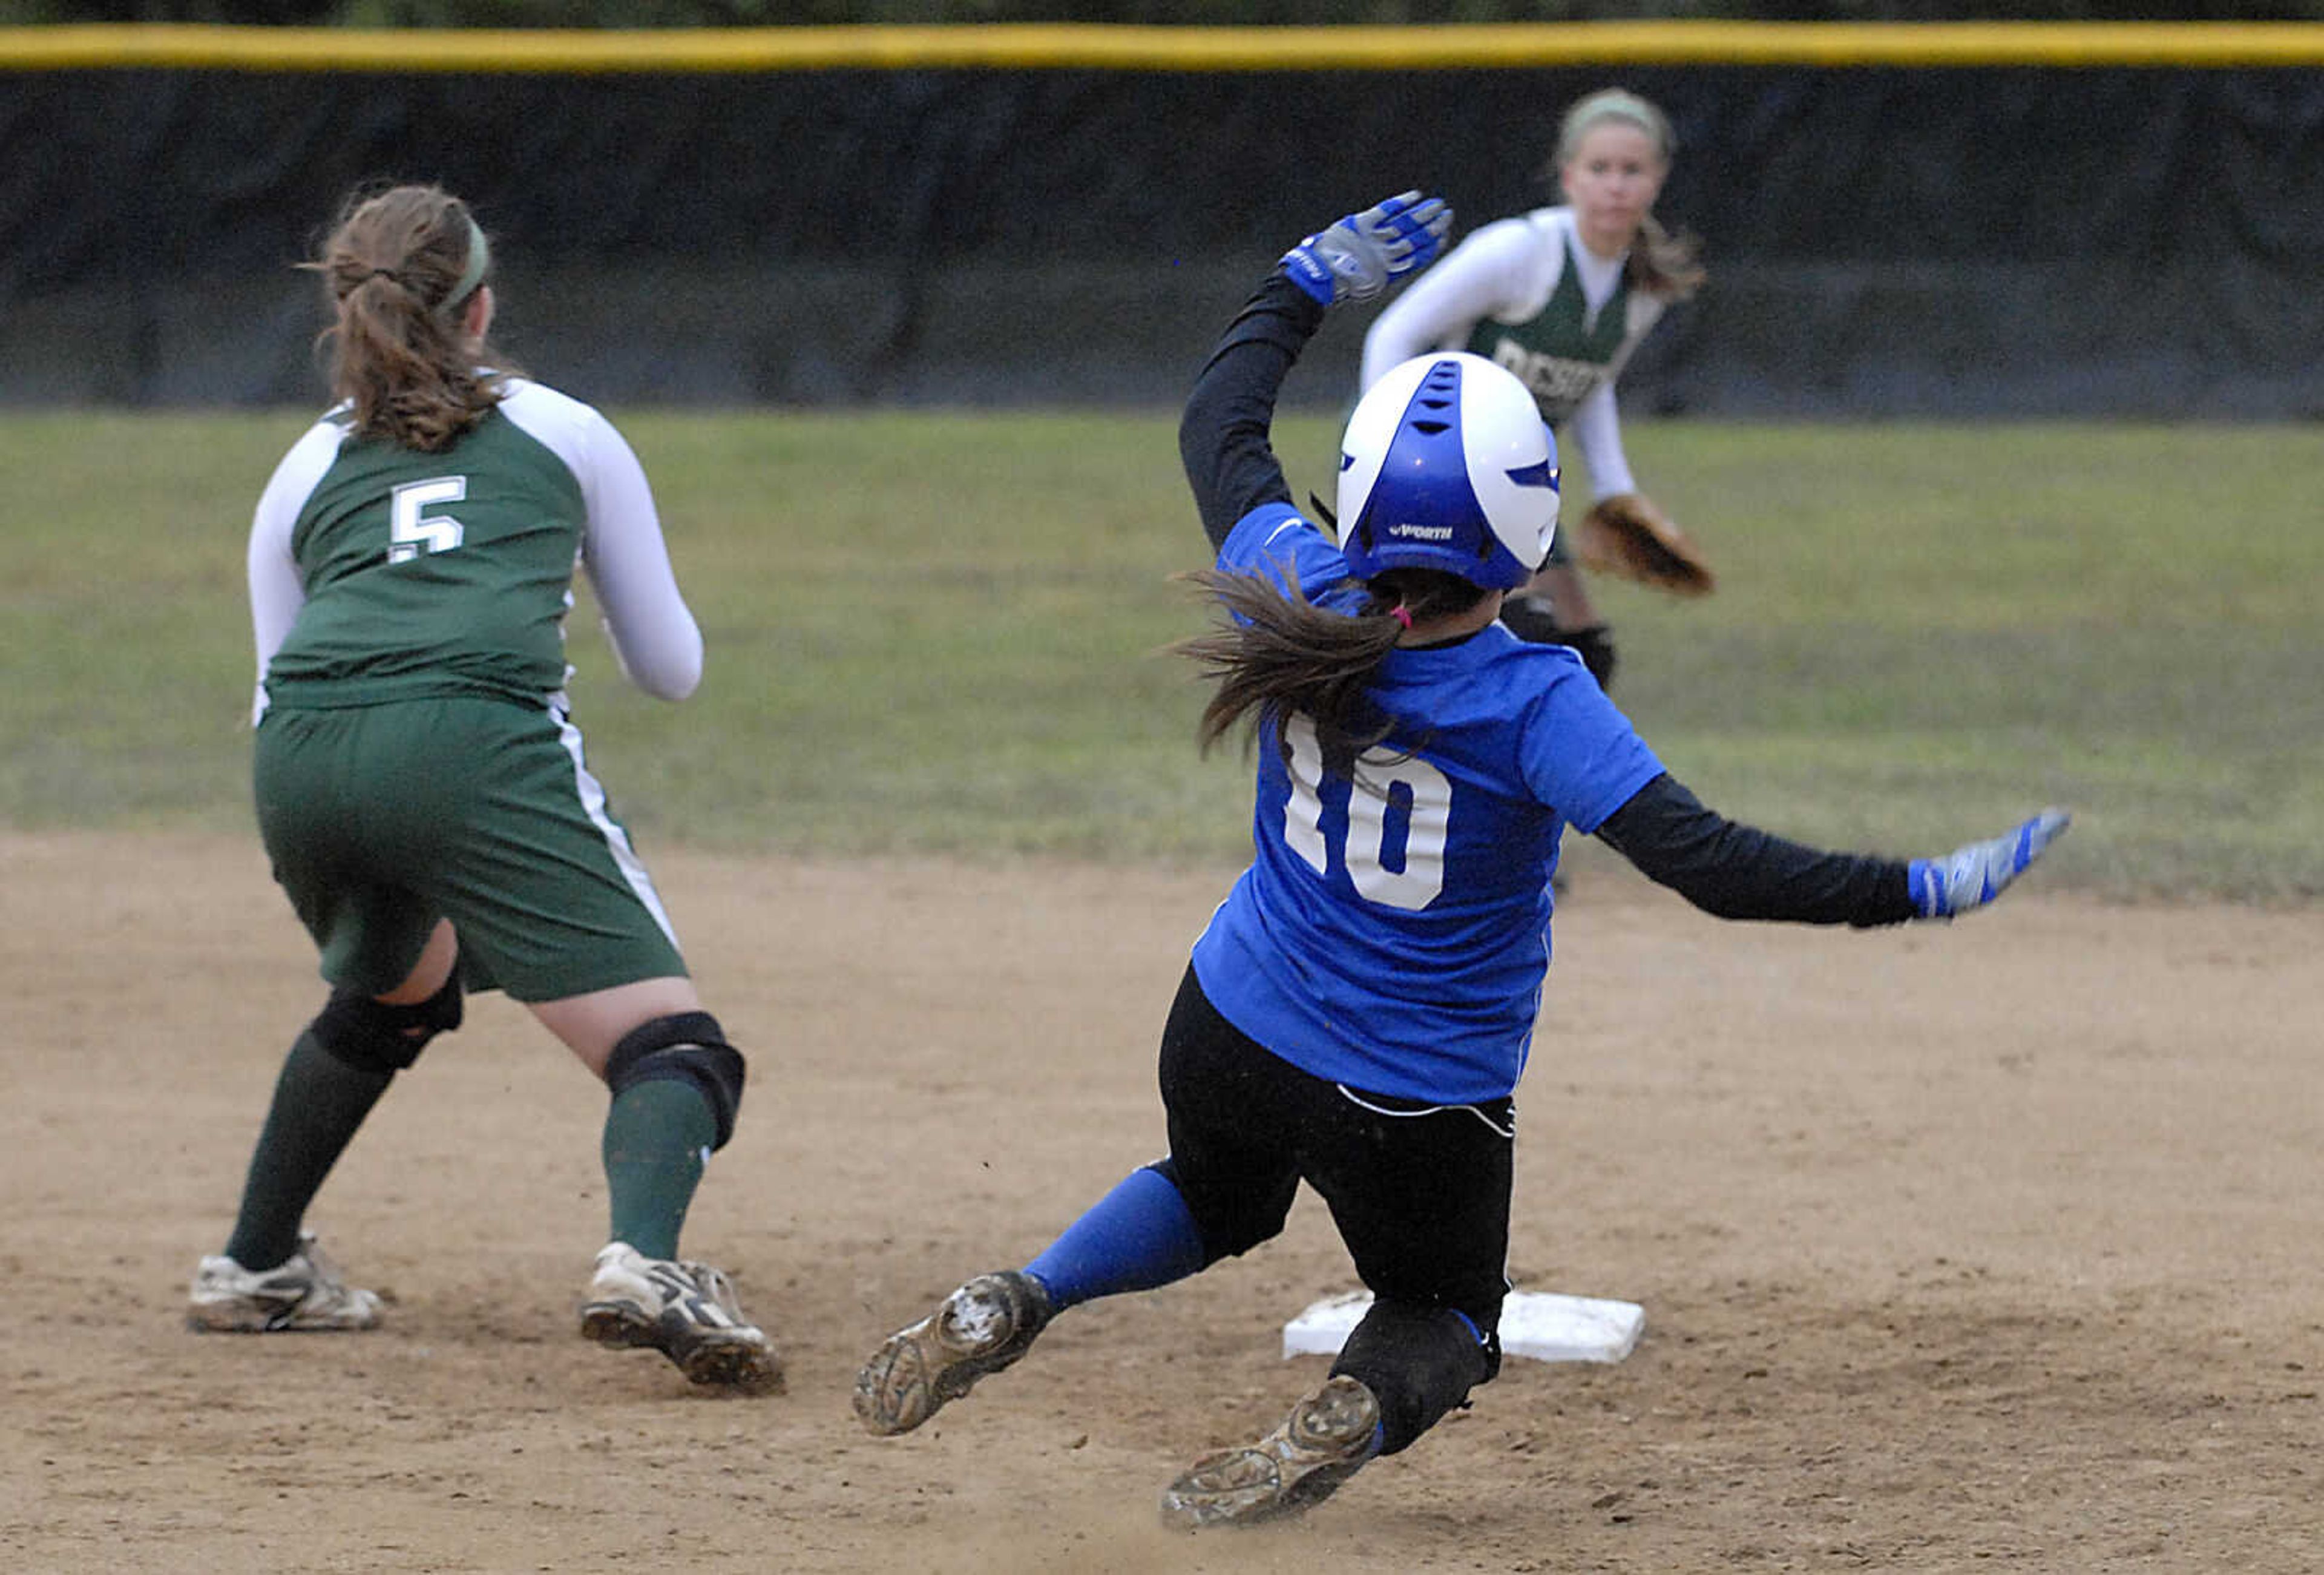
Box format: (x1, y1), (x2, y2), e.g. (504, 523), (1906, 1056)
(1465, 239), (1629, 427)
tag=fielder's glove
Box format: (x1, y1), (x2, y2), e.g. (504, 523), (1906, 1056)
(1574, 492), (1717, 597)
(1281, 191), (1451, 307)
(1908, 809), (2072, 919)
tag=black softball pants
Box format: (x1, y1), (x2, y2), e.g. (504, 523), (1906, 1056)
(1152, 965), (1512, 1453)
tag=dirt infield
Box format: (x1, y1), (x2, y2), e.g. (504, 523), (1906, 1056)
(7, 830), (2320, 1573)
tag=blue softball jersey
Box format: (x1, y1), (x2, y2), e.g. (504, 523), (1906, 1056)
(1188, 502), (1664, 1105)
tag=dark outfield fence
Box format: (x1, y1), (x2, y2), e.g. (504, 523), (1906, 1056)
(4, 22), (2322, 415)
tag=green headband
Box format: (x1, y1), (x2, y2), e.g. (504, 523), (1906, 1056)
(441, 215), (491, 318)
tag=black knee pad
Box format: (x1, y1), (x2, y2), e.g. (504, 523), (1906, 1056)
(1498, 590), (1564, 645)
(603, 1011), (746, 1152)
(311, 973), (463, 1077)
(1500, 596), (1617, 691)
(1566, 623), (1617, 690)
(1330, 1298), (1500, 1456)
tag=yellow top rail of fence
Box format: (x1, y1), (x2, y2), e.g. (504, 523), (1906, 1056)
(3, 20), (2323, 73)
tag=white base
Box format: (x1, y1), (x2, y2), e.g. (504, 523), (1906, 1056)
(1282, 1289), (1644, 1364)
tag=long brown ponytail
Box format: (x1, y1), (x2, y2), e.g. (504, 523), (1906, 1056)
(306, 183), (510, 453)
(1627, 212), (1705, 302)
(1171, 565), (1489, 757)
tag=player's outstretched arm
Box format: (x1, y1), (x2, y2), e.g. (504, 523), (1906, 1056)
(1279, 191), (1451, 307)
(1907, 809), (2072, 920)
(1182, 192), (1452, 548)
(1595, 775), (2069, 927)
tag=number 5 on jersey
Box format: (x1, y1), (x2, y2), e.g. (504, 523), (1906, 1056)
(389, 476), (467, 563)
(1281, 712), (1450, 912)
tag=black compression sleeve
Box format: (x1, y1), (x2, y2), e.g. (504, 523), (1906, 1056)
(1594, 773), (1919, 928)
(1179, 271), (1328, 551)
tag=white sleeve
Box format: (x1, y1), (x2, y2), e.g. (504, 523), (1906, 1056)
(1359, 217), (1546, 391)
(1570, 292), (1672, 502)
(1566, 381), (1636, 501)
(246, 419), (341, 725)
(576, 412), (703, 702)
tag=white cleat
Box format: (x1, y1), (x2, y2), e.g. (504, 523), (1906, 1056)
(188, 1232), (383, 1333)
(579, 1241), (783, 1395)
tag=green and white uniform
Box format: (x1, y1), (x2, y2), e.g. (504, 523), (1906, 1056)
(1360, 206), (1672, 563)
(247, 377), (702, 1002)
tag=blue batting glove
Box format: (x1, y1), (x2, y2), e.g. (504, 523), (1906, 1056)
(1280, 191), (1452, 307)
(1908, 808), (2072, 919)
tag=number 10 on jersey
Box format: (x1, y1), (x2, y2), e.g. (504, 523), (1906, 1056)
(1280, 713), (1449, 912)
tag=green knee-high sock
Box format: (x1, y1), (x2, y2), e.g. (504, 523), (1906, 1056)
(222, 1028), (394, 1271)
(602, 1080), (718, 1261)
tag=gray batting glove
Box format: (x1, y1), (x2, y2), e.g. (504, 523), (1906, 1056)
(1280, 191), (1452, 307)
(1908, 807), (2072, 919)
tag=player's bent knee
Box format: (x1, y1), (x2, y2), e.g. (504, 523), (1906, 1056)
(1330, 1298), (1500, 1456)
(312, 973), (464, 1077)
(1144, 1156), (1292, 1265)
(603, 1011), (746, 1151)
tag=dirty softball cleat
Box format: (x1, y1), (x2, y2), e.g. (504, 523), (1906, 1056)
(1159, 1374), (1383, 1530)
(853, 1269), (1054, 1436)
(579, 1242), (783, 1395)
(187, 1231), (383, 1333)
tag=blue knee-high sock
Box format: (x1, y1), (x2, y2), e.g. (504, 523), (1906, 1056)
(1023, 1166), (1206, 1311)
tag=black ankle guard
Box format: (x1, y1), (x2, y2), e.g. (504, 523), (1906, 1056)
(311, 973), (463, 1077)
(604, 1011), (747, 1151)
(1330, 1298), (1500, 1456)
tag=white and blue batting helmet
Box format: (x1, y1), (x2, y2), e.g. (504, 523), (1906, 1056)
(1335, 352), (1560, 591)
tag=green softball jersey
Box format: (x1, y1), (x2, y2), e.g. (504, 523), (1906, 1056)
(249, 376), (702, 718)
(1360, 206), (1672, 501)
(266, 409), (584, 706)
(1461, 239), (1630, 426)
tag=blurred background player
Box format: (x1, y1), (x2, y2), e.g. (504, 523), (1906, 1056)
(849, 193), (2067, 1527)
(186, 183), (779, 1395)
(1361, 87), (1707, 692)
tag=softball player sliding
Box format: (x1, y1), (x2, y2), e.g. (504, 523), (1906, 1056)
(852, 192), (2067, 1528)
(187, 184), (777, 1395)
(1362, 88), (1705, 689)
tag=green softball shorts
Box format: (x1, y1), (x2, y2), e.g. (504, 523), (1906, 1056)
(253, 693), (688, 1002)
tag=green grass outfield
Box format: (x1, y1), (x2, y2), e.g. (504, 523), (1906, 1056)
(5, 409), (2316, 903)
